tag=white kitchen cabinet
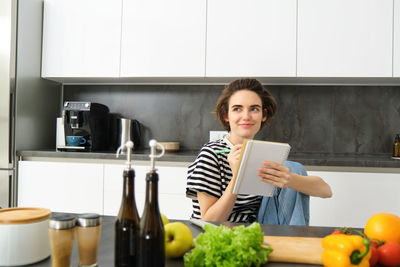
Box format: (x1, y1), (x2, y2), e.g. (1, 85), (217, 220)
(41, 0), (397, 81)
(394, 0), (400, 77)
(19, 158), (400, 228)
(297, 0), (393, 77)
(18, 160), (192, 219)
(206, 0), (296, 77)
(41, 0), (122, 77)
(18, 161), (104, 214)
(308, 171), (400, 228)
(103, 163), (192, 220)
(120, 0), (206, 77)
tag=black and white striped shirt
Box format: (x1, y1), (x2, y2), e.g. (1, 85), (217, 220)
(186, 139), (262, 223)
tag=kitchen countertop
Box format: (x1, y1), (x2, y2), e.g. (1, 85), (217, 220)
(25, 214), (337, 267)
(18, 150), (400, 169)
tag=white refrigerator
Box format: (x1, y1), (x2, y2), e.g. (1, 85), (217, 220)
(0, 0), (17, 209)
(0, 0), (62, 209)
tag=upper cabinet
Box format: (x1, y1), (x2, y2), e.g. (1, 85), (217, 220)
(120, 0), (206, 77)
(297, 0), (393, 77)
(41, 0), (122, 77)
(41, 0), (400, 82)
(206, 0), (296, 77)
(394, 0), (400, 77)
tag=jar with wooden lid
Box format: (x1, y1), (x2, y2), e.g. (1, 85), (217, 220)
(49, 214), (76, 267)
(0, 207), (51, 266)
(76, 213), (102, 267)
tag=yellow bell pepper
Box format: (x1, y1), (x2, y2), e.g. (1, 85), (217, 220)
(322, 234), (371, 267)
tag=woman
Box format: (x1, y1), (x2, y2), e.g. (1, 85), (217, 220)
(186, 78), (332, 223)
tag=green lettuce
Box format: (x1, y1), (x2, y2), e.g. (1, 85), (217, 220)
(184, 222), (273, 267)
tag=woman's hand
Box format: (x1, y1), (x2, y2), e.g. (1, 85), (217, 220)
(227, 144), (242, 175)
(258, 161), (292, 188)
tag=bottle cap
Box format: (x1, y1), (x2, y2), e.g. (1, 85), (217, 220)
(49, 214), (76, 230)
(116, 140), (134, 170)
(149, 139), (165, 170)
(76, 213), (101, 227)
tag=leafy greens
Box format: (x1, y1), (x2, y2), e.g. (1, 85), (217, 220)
(184, 222), (273, 267)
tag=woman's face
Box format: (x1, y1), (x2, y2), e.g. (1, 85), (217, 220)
(225, 89), (266, 142)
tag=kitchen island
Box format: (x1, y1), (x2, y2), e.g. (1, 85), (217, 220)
(25, 215), (336, 267)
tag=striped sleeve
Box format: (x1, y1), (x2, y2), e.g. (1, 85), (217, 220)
(186, 146), (222, 199)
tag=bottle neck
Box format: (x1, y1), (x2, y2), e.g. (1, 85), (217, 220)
(122, 169), (135, 199)
(144, 170), (159, 209)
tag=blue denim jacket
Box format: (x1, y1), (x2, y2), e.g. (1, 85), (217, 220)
(256, 160), (310, 226)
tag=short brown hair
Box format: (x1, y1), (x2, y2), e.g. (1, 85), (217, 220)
(214, 78), (277, 131)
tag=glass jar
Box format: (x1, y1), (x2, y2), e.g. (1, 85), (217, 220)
(76, 213), (102, 267)
(48, 214), (76, 267)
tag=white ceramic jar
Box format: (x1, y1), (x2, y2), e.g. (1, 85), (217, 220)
(0, 207), (51, 266)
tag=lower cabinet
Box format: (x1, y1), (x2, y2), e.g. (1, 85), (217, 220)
(18, 161), (104, 214)
(308, 171), (400, 228)
(103, 163), (193, 220)
(17, 160), (192, 220)
(18, 160), (399, 227)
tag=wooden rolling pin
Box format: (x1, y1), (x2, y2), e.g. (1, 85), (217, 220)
(263, 236), (323, 264)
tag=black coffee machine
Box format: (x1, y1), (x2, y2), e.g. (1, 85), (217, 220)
(59, 101), (110, 152)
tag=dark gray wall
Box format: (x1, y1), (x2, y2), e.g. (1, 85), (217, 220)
(64, 85), (400, 155)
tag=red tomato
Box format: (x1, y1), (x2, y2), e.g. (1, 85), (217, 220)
(331, 228), (351, 235)
(369, 244), (379, 266)
(331, 230), (343, 235)
(378, 242), (400, 267)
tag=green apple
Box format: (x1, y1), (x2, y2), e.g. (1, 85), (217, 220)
(161, 213), (169, 225)
(164, 222), (193, 258)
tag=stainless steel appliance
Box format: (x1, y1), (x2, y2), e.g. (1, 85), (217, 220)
(0, 0), (17, 209)
(109, 116), (141, 153)
(116, 118), (141, 152)
(1, 0), (60, 208)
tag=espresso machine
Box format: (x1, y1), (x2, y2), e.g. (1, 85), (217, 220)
(57, 101), (110, 152)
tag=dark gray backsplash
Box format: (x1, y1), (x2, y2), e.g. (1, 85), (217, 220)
(64, 85), (400, 154)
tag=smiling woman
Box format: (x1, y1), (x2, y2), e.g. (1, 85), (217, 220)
(223, 90), (265, 143)
(186, 78), (332, 224)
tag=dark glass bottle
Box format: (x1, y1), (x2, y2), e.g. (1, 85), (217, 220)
(139, 141), (165, 267)
(115, 141), (140, 267)
(393, 134), (400, 158)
